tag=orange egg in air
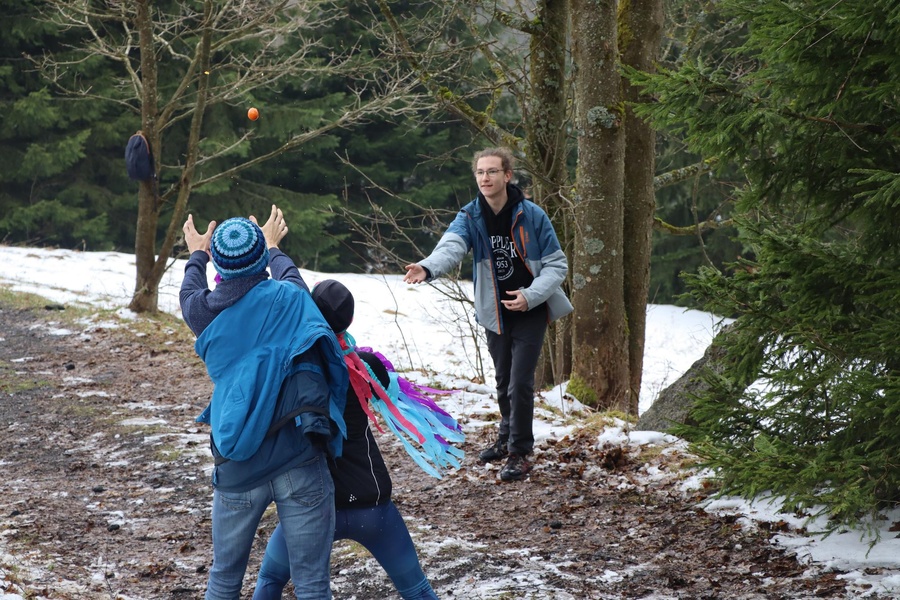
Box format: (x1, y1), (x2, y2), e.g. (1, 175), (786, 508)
(248, 107), (259, 121)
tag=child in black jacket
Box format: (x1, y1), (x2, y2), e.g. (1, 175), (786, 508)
(253, 279), (461, 600)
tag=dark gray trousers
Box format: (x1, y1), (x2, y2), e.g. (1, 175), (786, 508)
(485, 308), (547, 456)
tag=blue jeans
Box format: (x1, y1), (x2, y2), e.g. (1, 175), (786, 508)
(206, 454), (335, 600)
(253, 501), (437, 600)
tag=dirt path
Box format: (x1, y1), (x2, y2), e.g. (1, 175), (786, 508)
(0, 299), (875, 599)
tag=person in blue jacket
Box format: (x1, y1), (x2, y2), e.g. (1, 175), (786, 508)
(403, 147), (573, 482)
(180, 205), (348, 600)
(252, 278), (440, 600)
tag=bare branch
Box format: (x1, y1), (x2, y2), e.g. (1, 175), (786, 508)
(374, 0), (520, 147)
(191, 80), (421, 190)
(654, 158), (718, 190)
(652, 215), (733, 235)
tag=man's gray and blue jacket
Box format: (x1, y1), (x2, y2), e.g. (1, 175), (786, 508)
(419, 188), (573, 334)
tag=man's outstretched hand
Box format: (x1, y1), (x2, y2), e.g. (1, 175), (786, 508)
(403, 263), (427, 284)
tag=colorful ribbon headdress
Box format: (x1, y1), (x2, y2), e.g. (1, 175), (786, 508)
(312, 279), (465, 478)
(340, 332), (465, 478)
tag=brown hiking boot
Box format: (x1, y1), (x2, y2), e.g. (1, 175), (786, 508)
(478, 438), (509, 463)
(500, 453), (532, 481)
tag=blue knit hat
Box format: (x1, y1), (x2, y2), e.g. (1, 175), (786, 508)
(210, 217), (270, 280)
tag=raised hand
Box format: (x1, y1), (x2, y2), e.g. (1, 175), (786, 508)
(183, 214), (216, 257)
(251, 204), (288, 249)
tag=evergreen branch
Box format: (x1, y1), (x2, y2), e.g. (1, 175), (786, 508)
(781, 109), (889, 138)
(831, 24), (871, 109)
(678, 16), (745, 68)
(680, 67), (892, 137)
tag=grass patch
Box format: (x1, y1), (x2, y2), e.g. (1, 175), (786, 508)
(0, 561), (38, 600)
(130, 422), (171, 436)
(0, 364), (50, 394)
(0, 286), (62, 311)
(537, 399), (594, 424)
(60, 400), (106, 419)
(0, 284), (196, 352)
(124, 310), (196, 348)
(153, 446), (188, 462)
(572, 410), (637, 436)
(333, 539), (370, 559)
(636, 444), (666, 462)
(0, 285), (96, 326)
(100, 416), (177, 442)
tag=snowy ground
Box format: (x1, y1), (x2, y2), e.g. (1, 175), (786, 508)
(0, 245), (898, 598)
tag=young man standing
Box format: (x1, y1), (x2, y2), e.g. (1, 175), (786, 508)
(404, 147), (572, 481)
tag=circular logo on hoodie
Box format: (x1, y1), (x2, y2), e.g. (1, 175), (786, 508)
(494, 247), (514, 281)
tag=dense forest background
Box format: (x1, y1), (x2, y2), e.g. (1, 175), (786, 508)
(0, 0), (738, 307)
(2, 0), (898, 532)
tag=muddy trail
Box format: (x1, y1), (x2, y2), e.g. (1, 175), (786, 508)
(0, 299), (878, 599)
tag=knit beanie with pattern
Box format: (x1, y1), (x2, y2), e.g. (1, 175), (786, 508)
(210, 217), (270, 280)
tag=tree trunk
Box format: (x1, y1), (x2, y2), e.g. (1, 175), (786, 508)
(621, 0), (664, 415)
(554, 207), (574, 381)
(527, 0), (572, 386)
(129, 0), (213, 313)
(570, 0), (629, 411)
(129, 0), (161, 313)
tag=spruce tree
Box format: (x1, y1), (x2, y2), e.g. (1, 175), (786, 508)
(0, 0), (135, 249)
(631, 0), (900, 530)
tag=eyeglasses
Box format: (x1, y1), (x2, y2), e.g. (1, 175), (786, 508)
(474, 169), (504, 178)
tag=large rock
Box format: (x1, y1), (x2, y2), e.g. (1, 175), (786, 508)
(636, 322), (733, 432)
